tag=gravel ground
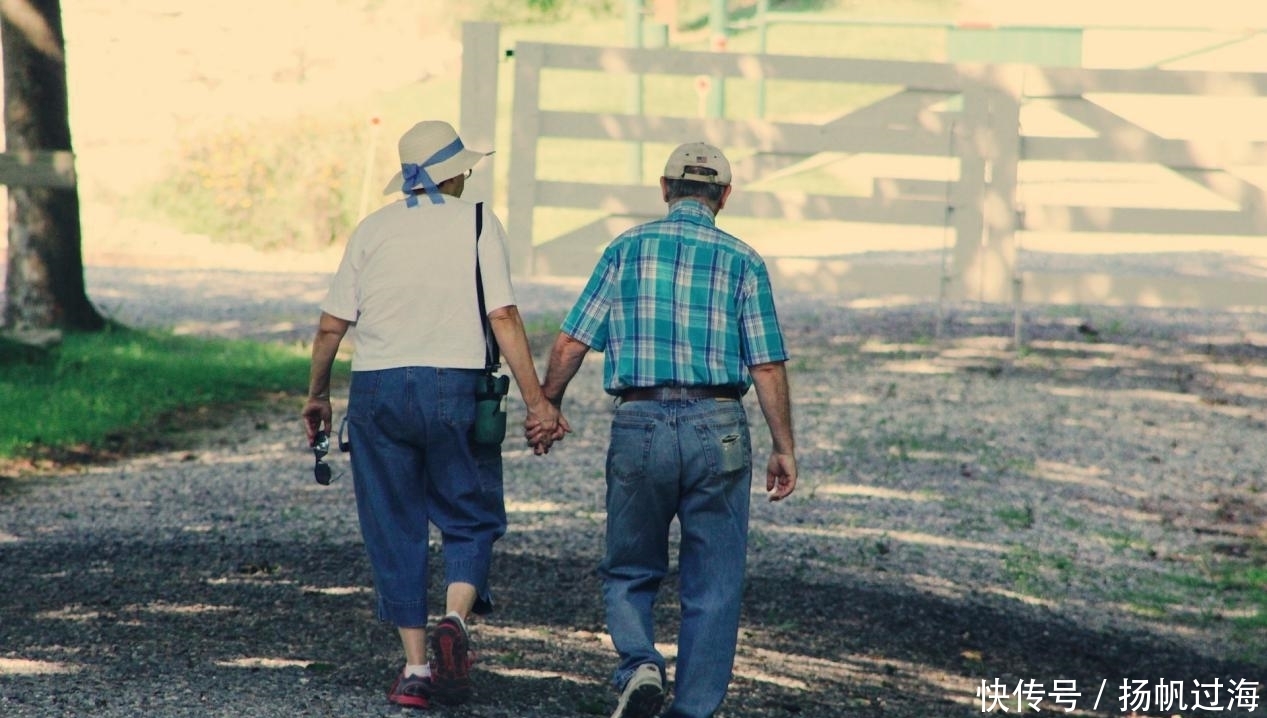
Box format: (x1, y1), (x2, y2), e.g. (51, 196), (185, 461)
(2, 265), (1267, 717)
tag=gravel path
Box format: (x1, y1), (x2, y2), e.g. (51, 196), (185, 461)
(2, 265), (1266, 717)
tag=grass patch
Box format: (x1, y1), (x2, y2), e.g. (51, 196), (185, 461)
(1002, 546), (1075, 596)
(1215, 562), (1267, 629)
(995, 504), (1036, 530)
(0, 326), (339, 462)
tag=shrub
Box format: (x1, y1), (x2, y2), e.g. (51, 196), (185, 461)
(140, 112), (367, 251)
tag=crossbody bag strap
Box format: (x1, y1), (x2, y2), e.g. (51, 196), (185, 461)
(474, 202), (501, 371)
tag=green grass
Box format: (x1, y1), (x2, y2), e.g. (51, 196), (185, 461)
(995, 504), (1036, 530)
(1215, 562), (1267, 630)
(0, 327), (342, 460)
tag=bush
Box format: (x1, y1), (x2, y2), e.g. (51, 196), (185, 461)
(140, 112), (367, 251)
(471, 0), (618, 23)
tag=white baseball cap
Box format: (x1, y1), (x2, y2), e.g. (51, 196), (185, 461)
(662, 141), (732, 185)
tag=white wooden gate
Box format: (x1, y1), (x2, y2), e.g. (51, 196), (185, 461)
(466, 24), (1267, 310)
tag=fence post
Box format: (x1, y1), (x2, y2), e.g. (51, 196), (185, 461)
(507, 42), (544, 276)
(982, 71), (1024, 344)
(951, 74), (1020, 306)
(950, 83), (987, 304)
(982, 72), (1022, 305)
(461, 22), (500, 204)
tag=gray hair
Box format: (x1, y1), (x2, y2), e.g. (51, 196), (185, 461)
(664, 165), (727, 204)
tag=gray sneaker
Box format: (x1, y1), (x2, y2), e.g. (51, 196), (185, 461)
(612, 663), (664, 718)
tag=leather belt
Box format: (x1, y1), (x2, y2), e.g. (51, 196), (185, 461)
(618, 385), (741, 403)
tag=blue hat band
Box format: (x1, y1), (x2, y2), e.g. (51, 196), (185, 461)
(401, 137), (465, 207)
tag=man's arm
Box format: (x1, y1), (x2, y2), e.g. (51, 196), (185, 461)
(541, 331), (591, 408)
(523, 331), (592, 450)
(488, 305), (567, 451)
(749, 360), (797, 501)
(303, 312), (351, 445)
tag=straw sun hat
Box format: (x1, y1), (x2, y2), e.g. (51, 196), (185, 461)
(382, 120), (492, 204)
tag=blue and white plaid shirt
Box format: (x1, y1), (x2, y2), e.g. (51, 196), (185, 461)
(561, 199), (789, 395)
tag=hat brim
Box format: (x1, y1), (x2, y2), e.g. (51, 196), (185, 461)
(382, 148), (494, 196)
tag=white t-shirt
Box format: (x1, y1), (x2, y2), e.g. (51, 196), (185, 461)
(320, 197), (516, 371)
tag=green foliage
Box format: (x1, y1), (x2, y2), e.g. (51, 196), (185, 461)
(472, 0), (618, 23)
(137, 113), (366, 251)
(0, 327), (339, 459)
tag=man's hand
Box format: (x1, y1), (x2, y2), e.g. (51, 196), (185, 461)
(765, 452), (797, 501)
(524, 398), (570, 455)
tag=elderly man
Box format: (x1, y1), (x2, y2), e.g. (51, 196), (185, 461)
(303, 120), (563, 710)
(533, 142), (798, 718)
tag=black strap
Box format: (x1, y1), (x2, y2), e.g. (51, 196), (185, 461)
(474, 202), (500, 371)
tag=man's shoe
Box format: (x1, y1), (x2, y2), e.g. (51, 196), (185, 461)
(428, 616), (473, 705)
(611, 663), (664, 718)
(387, 671), (431, 710)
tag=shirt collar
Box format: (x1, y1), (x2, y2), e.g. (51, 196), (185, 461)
(666, 198), (716, 226)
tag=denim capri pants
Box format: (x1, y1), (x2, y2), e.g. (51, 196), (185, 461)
(346, 366), (506, 627)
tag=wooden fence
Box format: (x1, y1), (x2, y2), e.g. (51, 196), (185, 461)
(469, 24), (1267, 311)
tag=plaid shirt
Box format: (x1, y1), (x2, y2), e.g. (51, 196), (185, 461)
(561, 199), (789, 395)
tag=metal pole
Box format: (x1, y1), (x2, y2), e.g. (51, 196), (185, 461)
(756, 0), (769, 118)
(357, 116), (382, 220)
(708, 0), (727, 118)
(626, 0), (644, 182)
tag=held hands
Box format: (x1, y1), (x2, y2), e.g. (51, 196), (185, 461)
(524, 399), (570, 456)
(766, 452), (798, 502)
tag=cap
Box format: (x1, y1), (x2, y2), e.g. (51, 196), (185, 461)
(662, 142), (731, 185)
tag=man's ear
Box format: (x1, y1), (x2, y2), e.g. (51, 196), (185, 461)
(717, 184), (733, 212)
(660, 177), (670, 203)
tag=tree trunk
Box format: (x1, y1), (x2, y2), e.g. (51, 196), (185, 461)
(1, 0), (103, 330)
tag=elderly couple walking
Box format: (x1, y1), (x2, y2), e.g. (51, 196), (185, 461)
(301, 120), (798, 718)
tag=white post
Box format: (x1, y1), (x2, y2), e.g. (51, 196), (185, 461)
(461, 22), (500, 204)
(507, 42), (544, 277)
(951, 83), (988, 304)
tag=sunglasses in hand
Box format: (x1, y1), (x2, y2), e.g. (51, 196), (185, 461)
(312, 430), (337, 485)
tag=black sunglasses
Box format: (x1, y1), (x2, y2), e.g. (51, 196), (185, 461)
(312, 431), (335, 485)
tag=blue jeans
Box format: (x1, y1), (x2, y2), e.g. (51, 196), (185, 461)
(601, 397), (753, 718)
(347, 367), (505, 627)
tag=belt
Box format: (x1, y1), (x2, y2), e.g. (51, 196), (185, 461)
(618, 385), (741, 403)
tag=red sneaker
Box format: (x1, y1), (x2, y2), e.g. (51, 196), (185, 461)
(428, 616), (473, 705)
(387, 671), (431, 710)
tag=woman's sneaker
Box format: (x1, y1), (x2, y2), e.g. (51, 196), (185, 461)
(387, 671), (431, 710)
(428, 616), (473, 705)
(612, 663), (664, 718)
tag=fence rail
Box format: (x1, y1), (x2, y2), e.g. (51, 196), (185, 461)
(0, 150), (76, 189)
